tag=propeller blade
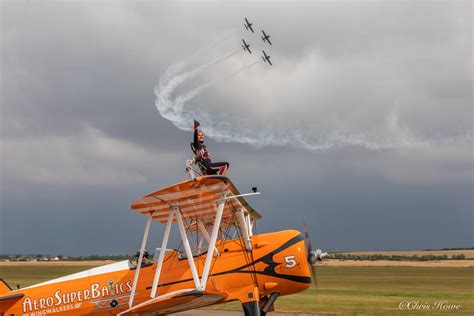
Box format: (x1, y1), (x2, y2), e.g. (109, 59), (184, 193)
(303, 219), (329, 290)
(303, 219), (319, 289)
(310, 263), (318, 288)
(303, 218), (312, 257)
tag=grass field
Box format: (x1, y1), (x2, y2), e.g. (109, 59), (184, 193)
(0, 263), (107, 289)
(341, 249), (474, 259)
(1, 263), (473, 315)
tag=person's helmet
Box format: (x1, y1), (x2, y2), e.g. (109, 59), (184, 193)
(135, 250), (149, 259)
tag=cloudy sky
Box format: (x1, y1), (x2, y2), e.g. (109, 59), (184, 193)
(1, 0), (472, 256)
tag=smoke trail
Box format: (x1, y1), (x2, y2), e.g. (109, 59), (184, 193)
(155, 58), (353, 150)
(155, 57), (473, 151)
(176, 59), (263, 104)
(155, 48), (250, 130)
(223, 59), (262, 79)
(208, 49), (243, 66)
(185, 29), (240, 64)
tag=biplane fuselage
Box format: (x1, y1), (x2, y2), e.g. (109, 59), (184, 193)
(1, 176), (312, 315)
(1, 230), (310, 315)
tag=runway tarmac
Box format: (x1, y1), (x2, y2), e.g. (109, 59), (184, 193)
(176, 311), (322, 316)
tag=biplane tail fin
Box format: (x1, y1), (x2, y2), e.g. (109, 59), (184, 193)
(0, 279), (12, 294)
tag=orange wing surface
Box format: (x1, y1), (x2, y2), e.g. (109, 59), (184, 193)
(131, 175), (261, 226)
(118, 289), (225, 315)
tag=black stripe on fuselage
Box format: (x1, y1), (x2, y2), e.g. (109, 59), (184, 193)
(145, 233), (310, 290)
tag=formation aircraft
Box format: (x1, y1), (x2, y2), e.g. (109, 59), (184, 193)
(1, 170), (318, 315)
(262, 50), (272, 66)
(244, 17), (254, 33)
(261, 30), (272, 45)
(242, 39), (252, 54)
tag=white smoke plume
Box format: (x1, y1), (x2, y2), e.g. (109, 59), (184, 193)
(154, 52), (473, 151)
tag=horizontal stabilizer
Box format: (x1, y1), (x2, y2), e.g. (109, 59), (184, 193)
(0, 292), (25, 311)
(0, 293), (24, 301)
(118, 288), (226, 315)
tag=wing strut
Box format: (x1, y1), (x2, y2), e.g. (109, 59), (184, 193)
(150, 210), (174, 298)
(129, 216), (152, 307)
(197, 221), (219, 256)
(199, 193), (226, 290)
(176, 206), (202, 289)
(148, 193), (227, 299)
(238, 207), (253, 251)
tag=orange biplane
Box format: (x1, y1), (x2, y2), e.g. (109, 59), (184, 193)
(1, 174), (318, 316)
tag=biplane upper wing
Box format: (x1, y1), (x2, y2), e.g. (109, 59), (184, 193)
(131, 175), (261, 225)
(118, 289), (226, 315)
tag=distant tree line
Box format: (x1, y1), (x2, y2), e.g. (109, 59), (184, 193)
(2, 250), (471, 262)
(0, 254), (132, 261)
(331, 253), (467, 261)
(423, 247), (474, 251)
(63, 255), (132, 261)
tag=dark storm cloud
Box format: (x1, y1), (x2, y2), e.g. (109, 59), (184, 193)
(0, 0), (472, 255)
(2, 2), (173, 147)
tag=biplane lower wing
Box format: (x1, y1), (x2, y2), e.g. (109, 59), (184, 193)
(118, 289), (226, 315)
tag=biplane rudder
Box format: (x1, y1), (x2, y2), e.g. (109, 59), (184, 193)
(0, 279), (12, 295)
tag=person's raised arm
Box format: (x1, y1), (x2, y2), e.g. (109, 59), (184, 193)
(193, 120), (200, 149)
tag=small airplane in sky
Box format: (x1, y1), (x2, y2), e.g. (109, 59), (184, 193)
(242, 39), (252, 54)
(244, 17), (254, 33)
(262, 50), (272, 66)
(261, 30), (272, 45)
